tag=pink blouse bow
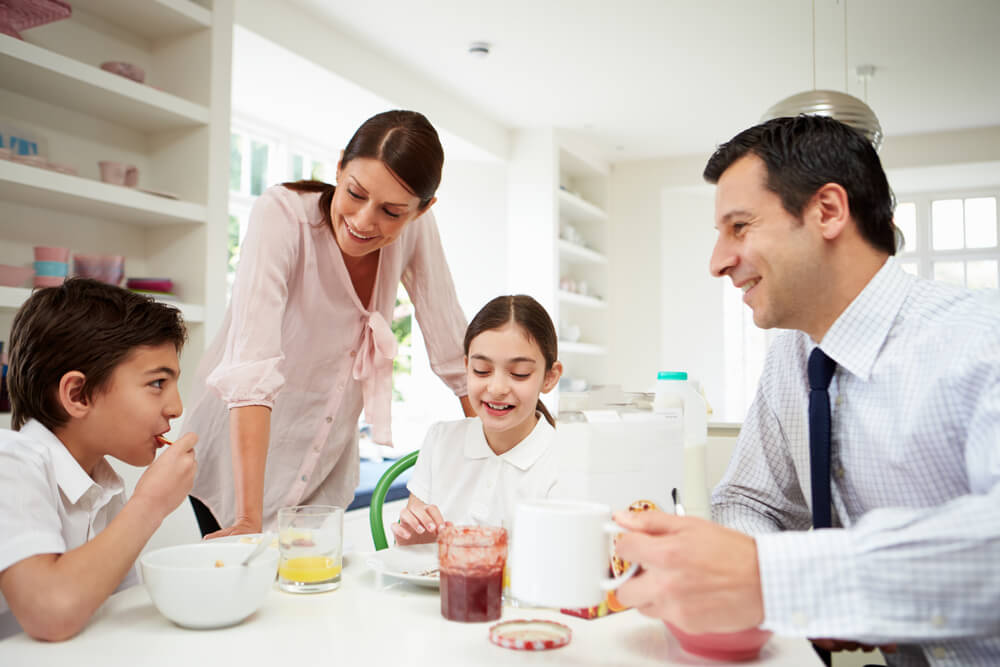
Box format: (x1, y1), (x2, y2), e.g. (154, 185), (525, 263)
(352, 311), (398, 445)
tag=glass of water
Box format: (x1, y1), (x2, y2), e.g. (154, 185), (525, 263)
(277, 505), (344, 593)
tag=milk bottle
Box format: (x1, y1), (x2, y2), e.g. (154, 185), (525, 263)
(653, 372), (710, 517)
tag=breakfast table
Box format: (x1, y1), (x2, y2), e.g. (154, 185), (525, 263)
(0, 505), (823, 666)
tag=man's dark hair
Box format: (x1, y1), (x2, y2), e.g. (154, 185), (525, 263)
(703, 115), (896, 255)
(8, 278), (187, 431)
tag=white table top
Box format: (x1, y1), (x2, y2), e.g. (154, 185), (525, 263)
(1, 552), (822, 666)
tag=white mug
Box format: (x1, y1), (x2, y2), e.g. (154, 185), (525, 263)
(509, 499), (637, 608)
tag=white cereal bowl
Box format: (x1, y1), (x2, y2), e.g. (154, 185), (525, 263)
(140, 543), (278, 629)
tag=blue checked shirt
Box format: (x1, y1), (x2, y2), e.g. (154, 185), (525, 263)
(712, 257), (1000, 667)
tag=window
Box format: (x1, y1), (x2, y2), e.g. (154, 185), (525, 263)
(896, 192), (999, 289)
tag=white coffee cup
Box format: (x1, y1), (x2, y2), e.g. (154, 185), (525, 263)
(509, 499), (637, 608)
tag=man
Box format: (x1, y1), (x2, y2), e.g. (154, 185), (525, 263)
(614, 115), (1000, 666)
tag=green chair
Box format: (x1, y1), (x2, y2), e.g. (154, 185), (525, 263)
(369, 450), (419, 551)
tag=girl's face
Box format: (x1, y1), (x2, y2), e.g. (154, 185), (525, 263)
(465, 322), (562, 450)
(330, 157), (435, 258)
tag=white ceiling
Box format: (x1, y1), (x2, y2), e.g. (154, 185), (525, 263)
(282, 0), (1000, 161)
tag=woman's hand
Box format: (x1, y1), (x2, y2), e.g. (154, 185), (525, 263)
(203, 516), (262, 540)
(391, 496), (445, 545)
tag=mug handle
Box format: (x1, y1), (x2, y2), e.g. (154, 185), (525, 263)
(598, 521), (639, 591)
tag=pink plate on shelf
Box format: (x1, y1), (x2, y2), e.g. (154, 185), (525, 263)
(0, 265), (34, 287)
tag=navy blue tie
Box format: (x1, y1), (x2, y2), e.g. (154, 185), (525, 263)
(808, 348), (837, 529)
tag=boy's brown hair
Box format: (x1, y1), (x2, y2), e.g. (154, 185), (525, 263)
(7, 278), (187, 431)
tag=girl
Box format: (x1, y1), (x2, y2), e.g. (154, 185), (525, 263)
(393, 295), (562, 545)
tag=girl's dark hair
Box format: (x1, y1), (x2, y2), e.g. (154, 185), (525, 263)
(8, 278), (187, 431)
(703, 114), (896, 255)
(284, 109), (444, 224)
(464, 295), (558, 427)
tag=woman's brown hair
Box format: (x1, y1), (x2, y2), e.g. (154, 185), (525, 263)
(463, 295), (558, 427)
(284, 109), (444, 223)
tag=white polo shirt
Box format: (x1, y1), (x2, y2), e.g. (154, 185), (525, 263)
(0, 419), (137, 639)
(406, 416), (559, 530)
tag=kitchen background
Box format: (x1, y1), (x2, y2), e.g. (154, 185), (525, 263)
(0, 4), (998, 660)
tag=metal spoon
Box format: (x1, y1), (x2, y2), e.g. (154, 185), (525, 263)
(671, 488), (686, 517)
(240, 533), (273, 567)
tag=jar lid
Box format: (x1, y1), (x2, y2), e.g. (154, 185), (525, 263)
(489, 619), (572, 651)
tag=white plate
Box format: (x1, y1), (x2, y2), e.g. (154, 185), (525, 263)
(366, 543), (439, 587)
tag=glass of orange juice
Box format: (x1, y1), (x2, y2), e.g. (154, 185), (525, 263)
(277, 505), (343, 593)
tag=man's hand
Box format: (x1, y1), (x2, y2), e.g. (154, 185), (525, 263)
(132, 432), (197, 521)
(204, 516), (262, 540)
(612, 509), (764, 633)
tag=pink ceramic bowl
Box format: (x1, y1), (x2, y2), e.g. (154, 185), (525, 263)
(0, 264), (34, 287)
(73, 253), (125, 286)
(665, 622), (773, 661)
(34, 246), (70, 262)
(33, 275), (65, 288)
(100, 61), (145, 83)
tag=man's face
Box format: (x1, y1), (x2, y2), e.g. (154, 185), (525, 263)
(709, 154), (823, 332)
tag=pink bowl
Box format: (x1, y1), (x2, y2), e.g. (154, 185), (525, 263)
(100, 61), (145, 83)
(0, 264), (34, 287)
(665, 622), (773, 661)
(34, 246), (70, 262)
(33, 275), (65, 288)
(73, 253), (125, 286)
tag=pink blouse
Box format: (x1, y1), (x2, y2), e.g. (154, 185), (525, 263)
(183, 185), (467, 530)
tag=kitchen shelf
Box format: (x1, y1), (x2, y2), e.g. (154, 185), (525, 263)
(0, 160), (208, 226)
(558, 290), (606, 309)
(558, 188), (607, 224)
(71, 0), (212, 41)
(0, 286), (205, 323)
(558, 239), (607, 265)
(0, 35), (210, 132)
(560, 341), (607, 355)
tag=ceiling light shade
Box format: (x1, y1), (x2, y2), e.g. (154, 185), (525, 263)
(761, 90), (883, 151)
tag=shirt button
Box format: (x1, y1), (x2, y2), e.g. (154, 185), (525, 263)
(300, 475), (307, 482)
(932, 646), (947, 659)
(835, 396), (844, 406)
(350, 350), (357, 357)
(931, 614), (946, 628)
(791, 612), (807, 628)
(325, 416), (333, 423)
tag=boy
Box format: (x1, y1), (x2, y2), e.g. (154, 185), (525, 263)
(0, 278), (197, 641)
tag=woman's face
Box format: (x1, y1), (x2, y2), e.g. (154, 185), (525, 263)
(330, 157), (434, 257)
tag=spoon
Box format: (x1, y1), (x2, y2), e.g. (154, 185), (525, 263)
(241, 533), (273, 567)
(671, 488), (686, 517)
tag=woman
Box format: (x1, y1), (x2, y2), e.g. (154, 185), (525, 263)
(183, 110), (473, 537)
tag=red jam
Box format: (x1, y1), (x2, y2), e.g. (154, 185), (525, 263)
(438, 525), (507, 623)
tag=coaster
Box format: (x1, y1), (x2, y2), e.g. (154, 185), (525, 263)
(488, 619), (571, 651)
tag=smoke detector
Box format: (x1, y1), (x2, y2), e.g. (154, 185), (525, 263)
(468, 41), (491, 58)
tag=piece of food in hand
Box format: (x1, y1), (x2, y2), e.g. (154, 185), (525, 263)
(155, 435), (171, 448)
(611, 499), (659, 577)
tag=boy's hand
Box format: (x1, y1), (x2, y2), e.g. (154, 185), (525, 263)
(133, 432), (197, 520)
(392, 500), (445, 545)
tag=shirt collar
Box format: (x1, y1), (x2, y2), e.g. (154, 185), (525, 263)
(464, 415), (556, 471)
(818, 256), (915, 381)
(19, 419), (124, 505)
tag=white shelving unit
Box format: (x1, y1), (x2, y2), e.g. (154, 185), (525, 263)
(556, 143), (610, 389)
(0, 0), (233, 406)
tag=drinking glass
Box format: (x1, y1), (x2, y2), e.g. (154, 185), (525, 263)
(277, 505), (343, 593)
(438, 525), (507, 622)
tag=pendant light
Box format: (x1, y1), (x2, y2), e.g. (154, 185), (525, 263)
(761, 0), (883, 150)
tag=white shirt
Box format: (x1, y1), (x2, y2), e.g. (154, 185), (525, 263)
(406, 416), (559, 529)
(712, 257), (1000, 667)
(0, 420), (138, 639)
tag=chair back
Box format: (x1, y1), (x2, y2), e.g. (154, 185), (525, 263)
(369, 450), (419, 550)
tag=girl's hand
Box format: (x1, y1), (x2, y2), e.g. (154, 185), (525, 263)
(392, 497), (445, 545)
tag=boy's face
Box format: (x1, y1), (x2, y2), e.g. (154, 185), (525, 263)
(80, 342), (182, 467)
